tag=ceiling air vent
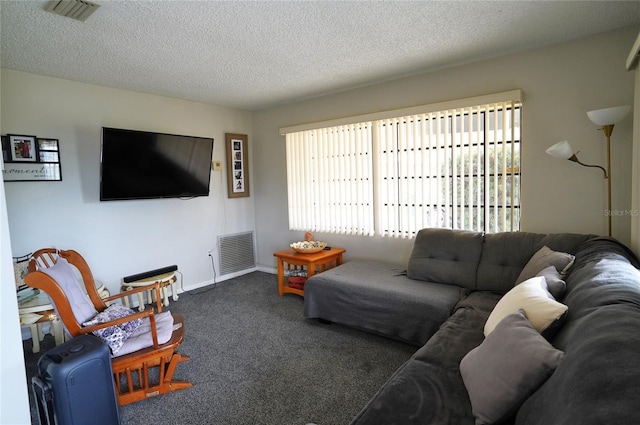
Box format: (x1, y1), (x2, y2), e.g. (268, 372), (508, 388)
(45, 0), (101, 22)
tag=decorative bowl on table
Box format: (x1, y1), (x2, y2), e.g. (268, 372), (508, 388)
(290, 241), (327, 254)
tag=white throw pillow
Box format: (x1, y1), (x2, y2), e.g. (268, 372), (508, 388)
(484, 276), (568, 337)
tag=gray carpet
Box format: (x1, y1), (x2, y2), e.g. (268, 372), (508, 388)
(23, 271), (416, 425)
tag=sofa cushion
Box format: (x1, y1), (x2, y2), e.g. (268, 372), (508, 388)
(407, 228), (484, 290)
(460, 310), (564, 425)
(515, 246), (574, 285)
(484, 277), (567, 338)
(476, 232), (594, 294)
(476, 232), (546, 293)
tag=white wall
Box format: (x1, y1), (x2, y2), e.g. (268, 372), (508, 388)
(0, 77), (31, 425)
(253, 27), (638, 269)
(1, 70), (255, 295)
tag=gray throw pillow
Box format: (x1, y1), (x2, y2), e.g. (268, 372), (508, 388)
(515, 246), (575, 285)
(535, 266), (566, 299)
(460, 310), (565, 425)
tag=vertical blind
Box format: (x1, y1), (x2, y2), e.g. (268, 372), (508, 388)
(286, 123), (375, 235)
(376, 102), (521, 237)
(284, 92), (522, 237)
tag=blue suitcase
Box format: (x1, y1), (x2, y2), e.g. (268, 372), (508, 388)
(32, 334), (120, 425)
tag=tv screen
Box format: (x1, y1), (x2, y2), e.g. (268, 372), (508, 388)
(100, 127), (214, 201)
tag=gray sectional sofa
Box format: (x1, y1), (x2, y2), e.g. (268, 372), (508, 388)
(303, 228), (640, 425)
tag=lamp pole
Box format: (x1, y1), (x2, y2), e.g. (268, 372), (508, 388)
(602, 124), (614, 237)
(586, 105), (629, 238)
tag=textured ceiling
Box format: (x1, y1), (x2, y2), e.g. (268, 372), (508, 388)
(1, 1), (640, 111)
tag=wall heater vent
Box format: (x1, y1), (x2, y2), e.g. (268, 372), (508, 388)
(218, 231), (256, 275)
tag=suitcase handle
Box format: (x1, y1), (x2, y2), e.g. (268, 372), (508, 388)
(32, 376), (55, 425)
(44, 353), (64, 364)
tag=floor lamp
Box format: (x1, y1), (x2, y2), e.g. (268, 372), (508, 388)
(546, 105), (630, 237)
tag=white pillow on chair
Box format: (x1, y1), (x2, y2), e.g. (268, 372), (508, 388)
(41, 257), (97, 324)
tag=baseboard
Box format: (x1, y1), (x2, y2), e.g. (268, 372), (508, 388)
(257, 265), (277, 275)
(182, 267), (259, 292)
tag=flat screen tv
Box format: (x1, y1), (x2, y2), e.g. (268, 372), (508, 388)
(100, 127), (214, 201)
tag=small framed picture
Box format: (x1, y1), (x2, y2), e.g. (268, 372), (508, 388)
(8, 134), (38, 162)
(226, 133), (250, 198)
(37, 138), (60, 162)
(38, 138), (59, 151)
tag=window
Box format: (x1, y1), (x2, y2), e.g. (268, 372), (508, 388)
(283, 91), (522, 238)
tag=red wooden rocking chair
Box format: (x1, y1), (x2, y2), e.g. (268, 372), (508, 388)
(25, 248), (191, 405)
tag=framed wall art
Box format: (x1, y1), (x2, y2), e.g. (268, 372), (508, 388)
(225, 133), (250, 198)
(2, 135), (62, 182)
(8, 134), (37, 162)
(37, 138), (60, 162)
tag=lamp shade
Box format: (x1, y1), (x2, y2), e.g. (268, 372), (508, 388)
(587, 105), (631, 126)
(546, 140), (575, 160)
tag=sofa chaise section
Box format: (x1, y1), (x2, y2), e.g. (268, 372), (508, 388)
(303, 259), (468, 346)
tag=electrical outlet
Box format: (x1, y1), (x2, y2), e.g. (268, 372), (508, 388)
(212, 161), (223, 171)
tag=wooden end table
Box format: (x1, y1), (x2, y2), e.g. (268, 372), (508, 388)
(273, 247), (346, 297)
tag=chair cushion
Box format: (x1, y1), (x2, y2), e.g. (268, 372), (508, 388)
(83, 303), (142, 355)
(40, 257), (97, 324)
(115, 311), (174, 357)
